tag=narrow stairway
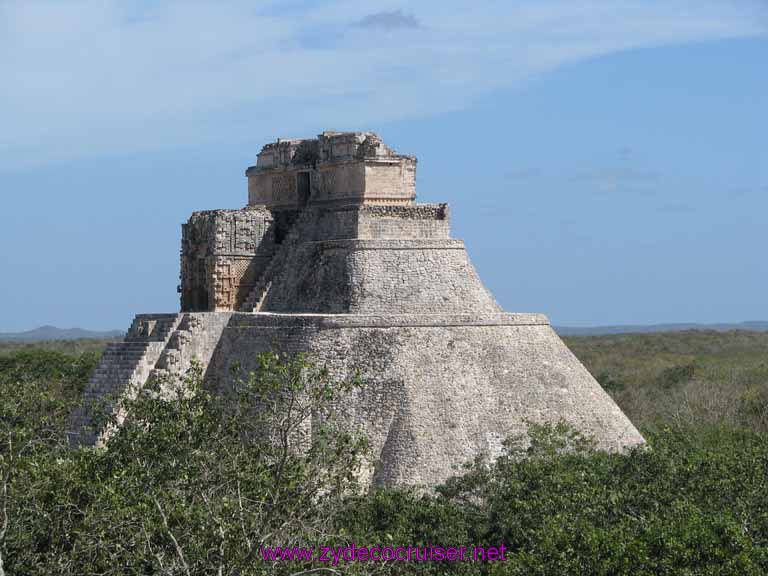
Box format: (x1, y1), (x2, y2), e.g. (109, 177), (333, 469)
(70, 315), (180, 445)
(239, 210), (309, 312)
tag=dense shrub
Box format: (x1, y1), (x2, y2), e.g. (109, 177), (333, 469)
(2, 352), (367, 575)
(3, 338), (768, 574)
(341, 423), (768, 575)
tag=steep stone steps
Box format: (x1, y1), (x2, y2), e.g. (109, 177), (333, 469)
(239, 209), (310, 312)
(240, 280), (272, 312)
(126, 315), (179, 342)
(68, 313), (182, 446)
(149, 312), (232, 383)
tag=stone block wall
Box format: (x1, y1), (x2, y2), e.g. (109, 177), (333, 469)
(362, 160), (416, 204)
(247, 168), (306, 209)
(261, 239), (502, 314)
(205, 312), (645, 487)
(356, 204), (449, 239)
(283, 204), (450, 241)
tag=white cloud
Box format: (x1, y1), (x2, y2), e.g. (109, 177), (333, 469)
(1, 0), (766, 168)
(571, 168), (662, 194)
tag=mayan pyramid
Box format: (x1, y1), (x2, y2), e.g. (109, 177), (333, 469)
(71, 131), (644, 486)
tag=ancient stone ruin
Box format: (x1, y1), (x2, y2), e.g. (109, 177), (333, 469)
(71, 131), (644, 486)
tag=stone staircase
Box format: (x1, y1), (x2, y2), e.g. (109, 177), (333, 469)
(148, 312), (233, 388)
(70, 311), (237, 445)
(69, 314), (181, 446)
(89, 341), (162, 389)
(239, 278), (272, 313)
(239, 210), (309, 312)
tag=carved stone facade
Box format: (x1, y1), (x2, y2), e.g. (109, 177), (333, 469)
(72, 131), (645, 487)
(180, 207), (275, 311)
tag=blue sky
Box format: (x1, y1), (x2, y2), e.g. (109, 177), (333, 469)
(1, 0), (766, 331)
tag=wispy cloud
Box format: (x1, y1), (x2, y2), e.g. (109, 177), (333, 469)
(1, 0), (766, 169)
(571, 168), (661, 194)
(353, 10), (419, 30)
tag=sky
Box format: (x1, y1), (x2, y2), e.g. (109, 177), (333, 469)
(0, 0), (766, 331)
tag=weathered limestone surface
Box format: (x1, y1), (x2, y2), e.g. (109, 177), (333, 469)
(206, 312), (643, 486)
(71, 131), (645, 486)
(261, 239), (502, 314)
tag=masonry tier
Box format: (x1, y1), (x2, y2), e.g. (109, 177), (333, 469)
(179, 203), (467, 313)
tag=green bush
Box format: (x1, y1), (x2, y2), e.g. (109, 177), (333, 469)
(4, 339), (768, 575)
(340, 423), (768, 575)
(2, 352), (367, 575)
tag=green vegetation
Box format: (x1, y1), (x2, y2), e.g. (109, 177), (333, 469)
(0, 337), (117, 356)
(1, 331), (768, 574)
(2, 352), (366, 575)
(0, 348), (100, 444)
(565, 330), (768, 432)
(346, 423), (768, 575)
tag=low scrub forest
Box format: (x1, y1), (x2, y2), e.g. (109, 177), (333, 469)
(2, 331), (768, 575)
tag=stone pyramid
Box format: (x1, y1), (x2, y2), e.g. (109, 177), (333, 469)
(71, 131), (644, 486)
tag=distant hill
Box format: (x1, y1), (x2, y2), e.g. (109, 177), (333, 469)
(555, 321), (768, 337)
(4, 322), (768, 341)
(0, 325), (124, 341)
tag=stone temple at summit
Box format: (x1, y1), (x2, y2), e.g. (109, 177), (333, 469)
(71, 131), (644, 486)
